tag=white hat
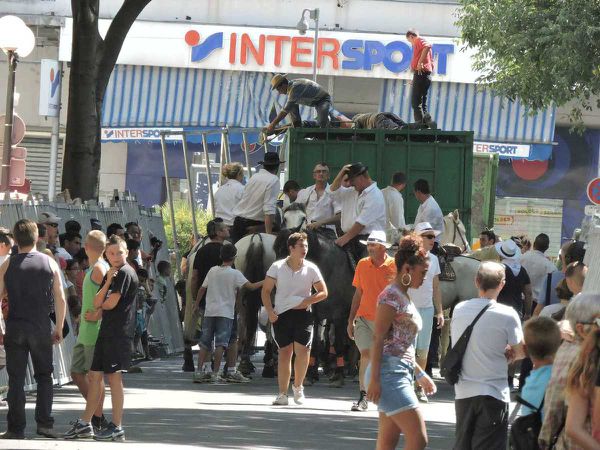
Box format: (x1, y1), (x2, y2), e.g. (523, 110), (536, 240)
(359, 230), (391, 248)
(38, 211), (61, 224)
(495, 239), (521, 260)
(414, 222), (441, 237)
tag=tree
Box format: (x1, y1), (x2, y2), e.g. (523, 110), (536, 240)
(456, 0), (600, 125)
(62, 0), (152, 200)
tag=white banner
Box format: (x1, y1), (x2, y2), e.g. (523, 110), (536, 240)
(39, 59), (61, 117)
(60, 19), (481, 83)
(474, 141), (531, 159)
(101, 128), (183, 142)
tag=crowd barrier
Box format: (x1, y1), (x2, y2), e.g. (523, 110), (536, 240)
(0, 192), (184, 391)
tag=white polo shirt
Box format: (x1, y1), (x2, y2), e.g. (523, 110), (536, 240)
(214, 179), (244, 226)
(355, 182), (387, 235)
(520, 250), (556, 302)
(295, 184), (338, 230)
(414, 195), (445, 237)
(266, 258), (324, 315)
(233, 169), (280, 221)
(408, 251), (441, 308)
(382, 185), (406, 241)
(328, 186), (357, 233)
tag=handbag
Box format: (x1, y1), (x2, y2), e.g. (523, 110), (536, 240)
(441, 302), (491, 385)
(509, 396), (543, 450)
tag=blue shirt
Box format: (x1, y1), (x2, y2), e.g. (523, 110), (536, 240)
(521, 365), (553, 417)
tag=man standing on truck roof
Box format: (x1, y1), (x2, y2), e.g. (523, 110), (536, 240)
(406, 29), (434, 125)
(264, 75), (332, 133)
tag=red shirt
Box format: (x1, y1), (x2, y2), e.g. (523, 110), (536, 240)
(410, 37), (433, 73)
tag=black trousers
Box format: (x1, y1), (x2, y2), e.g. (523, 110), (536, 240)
(411, 72), (432, 122)
(454, 395), (508, 450)
(231, 216), (265, 244)
(344, 235), (368, 266)
(4, 321), (55, 433)
(288, 96), (332, 128)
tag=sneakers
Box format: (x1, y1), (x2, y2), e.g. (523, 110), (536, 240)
(210, 373), (225, 384)
(415, 385), (429, 403)
(64, 419), (93, 439)
(351, 391), (368, 412)
(192, 371), (212, 383)
(292, 385), (305, 405)
(91, 415), (110, 434)
(93, 422), (125, 441)
(225, 371), (251, 383)
(272, 393), (289, 406)
(36, 426), (59, 438)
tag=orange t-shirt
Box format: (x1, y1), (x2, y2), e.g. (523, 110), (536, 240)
(353, 255), (397, 321)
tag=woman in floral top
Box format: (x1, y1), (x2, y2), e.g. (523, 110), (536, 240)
(367, 234), (437, 450)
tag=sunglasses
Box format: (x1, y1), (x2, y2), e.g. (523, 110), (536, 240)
(47, 223), (58, 228)
(422, 234), (436, 240)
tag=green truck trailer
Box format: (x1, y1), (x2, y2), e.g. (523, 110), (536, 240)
(286, 128), (499, 242)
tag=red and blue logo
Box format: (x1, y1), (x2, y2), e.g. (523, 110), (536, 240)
(185, 31), (224, 62)
(50, 67), (60, 97)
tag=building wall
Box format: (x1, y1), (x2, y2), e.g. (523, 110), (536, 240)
(98, 142), (128, 206)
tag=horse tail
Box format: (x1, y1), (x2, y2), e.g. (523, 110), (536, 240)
(244, 234), (266, 282)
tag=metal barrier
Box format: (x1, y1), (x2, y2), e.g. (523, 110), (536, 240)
(0, 193), (183, 391)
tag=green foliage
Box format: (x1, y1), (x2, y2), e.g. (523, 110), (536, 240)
(161, 200), (212, 254)
(456, 0), (600, 125)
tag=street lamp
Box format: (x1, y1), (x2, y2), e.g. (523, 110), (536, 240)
(296, 8), (320, 82)
(0, 15), (35, 191)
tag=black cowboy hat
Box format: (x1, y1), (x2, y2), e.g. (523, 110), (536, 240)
(345, 162), (368, 180)
(259, 152), (285, 166)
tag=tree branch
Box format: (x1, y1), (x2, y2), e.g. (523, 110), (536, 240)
(95, 0), (152, 100)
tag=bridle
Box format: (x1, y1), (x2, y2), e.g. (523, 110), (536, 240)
(450, 215), (469, 252)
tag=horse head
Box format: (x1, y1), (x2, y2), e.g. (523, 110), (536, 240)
(282, 202), (307, 232)
(441, 210), (470, 253)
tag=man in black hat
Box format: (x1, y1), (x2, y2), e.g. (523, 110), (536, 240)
(330, 163), (386, 262)
(231, 152), (284, 243)
(264, 74), (332, 133)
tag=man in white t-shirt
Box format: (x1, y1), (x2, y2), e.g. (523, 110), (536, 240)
(381, 172), (407, 244)
(262, 232), (328, 406)
(193, 244), (263, 383)
(520, 233), (556, 305)
(413, 179), (444, 240)
(451, 261), (525, 450)
(408, 222), (443, 403)
(296, 162), (339, 237)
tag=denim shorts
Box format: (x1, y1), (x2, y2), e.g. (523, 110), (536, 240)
(199, 316), (234, 350)
(416, 306), (434, 352)
(365, 354), (419, 416)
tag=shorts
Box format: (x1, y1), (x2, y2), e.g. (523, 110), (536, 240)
(135, 310), (146, 335)
(365, 354), (419, 416)
(272, 309), (313, 348)
(70, 342), (96, 374)
(354, 317), (374, 351)
(90, 336), (132, 373)
(416, 306), (434, 352)
(229, 314), (238, 344)
(199, 316), (234, 350)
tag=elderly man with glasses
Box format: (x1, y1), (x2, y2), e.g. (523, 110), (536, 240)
(38, 212), (61, 252)
(409, 222), (443, 403)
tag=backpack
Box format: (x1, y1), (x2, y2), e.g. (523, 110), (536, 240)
(509, 396), (543, 450)
(441, 303), (491, 385)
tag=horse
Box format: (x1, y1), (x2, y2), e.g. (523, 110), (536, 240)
(441, 210), (471, 253)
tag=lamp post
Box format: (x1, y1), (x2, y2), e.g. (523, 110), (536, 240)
(0, 16), (35, 191)
(297, 8), (320, 82)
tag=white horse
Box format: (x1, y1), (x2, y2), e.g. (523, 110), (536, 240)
(441, 210), (471, 253)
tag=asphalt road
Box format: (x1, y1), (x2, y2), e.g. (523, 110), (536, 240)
(0, 356), (458, 449)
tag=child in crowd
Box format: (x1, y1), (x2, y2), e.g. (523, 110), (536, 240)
(65, 235), (139, 441)
(156, 261), (171, 305)
(565, 262), (587, 297)
(520, 316), (562, 416)
(193, 244), (263, 383)
(134, 269), (153, 361)
(126, 239), (141, 271)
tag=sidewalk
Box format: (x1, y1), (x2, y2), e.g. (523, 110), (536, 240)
(0, 356), (458, 449)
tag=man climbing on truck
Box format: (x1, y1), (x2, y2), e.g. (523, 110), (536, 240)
(264, 74), (332, 133)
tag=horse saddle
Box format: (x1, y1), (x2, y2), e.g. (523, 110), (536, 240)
(438, 244), (462, 282)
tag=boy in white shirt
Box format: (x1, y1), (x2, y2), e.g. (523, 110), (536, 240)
(193, 244), (263, 383)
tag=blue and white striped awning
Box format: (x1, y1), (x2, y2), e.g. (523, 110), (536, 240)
(101, 65), (302, 128)
(380, 79), (555, 144)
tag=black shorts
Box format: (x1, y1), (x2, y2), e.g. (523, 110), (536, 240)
(272, 309), (313, 348)
(90, 336), (132, 373)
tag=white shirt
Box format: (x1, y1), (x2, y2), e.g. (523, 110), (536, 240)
(233, 169), (280, 221)
(414, 195), (445, 238)
(55, 247), (73, 261)
(266, 258), (324, 315)
(295, 184), (338, 231)
(381, 186), (406, 242)
(520, 250), (556, 302)
(202, 265), (249, 319)
(329, 186), (358, 233)
(452, 299), (523, 403)
(214, 179), (244, 226)
(408, 252), (441, 308)
(355, 182), (387, 234)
